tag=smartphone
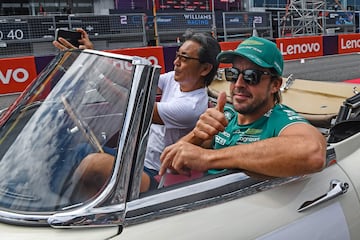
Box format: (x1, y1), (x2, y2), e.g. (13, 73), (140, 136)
(55, 29), (82, 48)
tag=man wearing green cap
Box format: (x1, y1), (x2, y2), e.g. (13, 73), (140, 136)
(159, 36), (326, 178)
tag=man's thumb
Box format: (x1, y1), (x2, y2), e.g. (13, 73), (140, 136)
(216, 92), (227, 113)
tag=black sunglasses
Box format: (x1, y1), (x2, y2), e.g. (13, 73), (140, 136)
(175, 51), (200, 62)
(224, 67), (275, 85)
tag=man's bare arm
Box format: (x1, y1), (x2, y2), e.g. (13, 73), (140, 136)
(160, 123), (326, 177)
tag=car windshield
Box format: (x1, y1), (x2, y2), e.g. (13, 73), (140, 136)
(0, 50), (133, 212)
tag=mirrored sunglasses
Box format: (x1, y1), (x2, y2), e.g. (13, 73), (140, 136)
(224, 67), (275, 86)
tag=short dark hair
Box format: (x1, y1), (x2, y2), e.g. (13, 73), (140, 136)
(182, 29), (221, 86)
(269, 69), (282, 104)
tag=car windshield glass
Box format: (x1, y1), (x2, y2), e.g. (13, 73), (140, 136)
(0, 50), (133, 212)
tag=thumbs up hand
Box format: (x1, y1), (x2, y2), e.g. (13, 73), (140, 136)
(191, 92), (228, 142)
(216, 91), (227, 113)
(159, 92), (229, 176)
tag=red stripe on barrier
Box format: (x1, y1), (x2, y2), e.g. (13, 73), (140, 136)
(344, 79), (360, 84)
(0, 56), (38, 94)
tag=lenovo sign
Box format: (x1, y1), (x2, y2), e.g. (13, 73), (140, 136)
(338, 34), (360, 54)
(0, 56), (37, 94)
(0, 68), (29, 84)
(107, 46), (166, 73)
(276, 36), (323, 60)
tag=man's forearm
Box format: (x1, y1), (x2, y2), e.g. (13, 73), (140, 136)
(205, 134), (325, 177)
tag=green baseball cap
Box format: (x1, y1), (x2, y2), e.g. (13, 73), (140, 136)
(217, 36), (284, 75)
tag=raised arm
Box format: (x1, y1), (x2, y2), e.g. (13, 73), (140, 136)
(53, 28), (93, 50)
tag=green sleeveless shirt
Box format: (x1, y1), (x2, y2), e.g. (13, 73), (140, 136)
(213, 104), (308, 149)
(208, 104), (308, 174)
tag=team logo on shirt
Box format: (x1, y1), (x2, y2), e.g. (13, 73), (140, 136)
(264, 109), (273, 117)
(215, 135), (226, 145)
(224, 111), (232, 120)
(245, 128), (262, 134)
(233, 128), (262, 135)
(222, 131), (230, 137)
(284, 110), (306, 121)
(236, 135), (260, 143)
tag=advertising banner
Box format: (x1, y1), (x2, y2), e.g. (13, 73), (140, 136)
(223, 12), (271, 29)
(156, 12), (213, 32)
(109, 14), (145, 34)
(276, 36), (323, 60)
(326, 11), (354, 26)
(219, 40), (242, 68)
(0, 17), (30, 40)
(219, 41), (242, 51)
(0, 16), (55, 40)
(107, 46), (166, 73)
(0, 56), (37, 94)
(338, 33), (360, 54)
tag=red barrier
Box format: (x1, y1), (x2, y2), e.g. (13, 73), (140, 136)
(219, 41), (242, 51)
(106, 46), (166, 74)
(276, 36), (323, 60)
(0, 56), (37, 94)
(219, 40), (242, 68)
(338, 33), (360, 54)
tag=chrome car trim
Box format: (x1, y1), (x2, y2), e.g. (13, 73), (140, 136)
(48, 203), (126, 228)
(280, 73), (294, 92)
(125, 172), (303, 225)
(0, 210), (50, 226)
(297, 179), (349, 212)
(129, 172), (251, 208)
(0, 50), (160, 228)
(83, 49), (135, 62)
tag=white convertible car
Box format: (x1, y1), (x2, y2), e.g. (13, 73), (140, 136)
(0, 50), (359, 240)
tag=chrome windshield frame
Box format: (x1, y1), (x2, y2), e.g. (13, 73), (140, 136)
(0, 49), (161, 228)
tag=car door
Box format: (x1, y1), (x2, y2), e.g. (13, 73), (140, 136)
(119, 135), (360, 239)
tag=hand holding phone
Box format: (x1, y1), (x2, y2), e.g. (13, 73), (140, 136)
(55, 29), (82, 48)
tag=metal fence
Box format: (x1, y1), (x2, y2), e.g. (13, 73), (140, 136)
(153, 11), (273, 44)
(1, 11), (359, 58)
(221, 12), (273, 41)
(0, 11), (274, 58)
(0, 13), (147, 58)
(277, 10), (357, 38)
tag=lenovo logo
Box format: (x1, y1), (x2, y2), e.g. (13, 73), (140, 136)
(0, 68), (29, 84)
(279, 42), (321, 55)
(276, 37), (323, 60)
(340, 38), (360, 50)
